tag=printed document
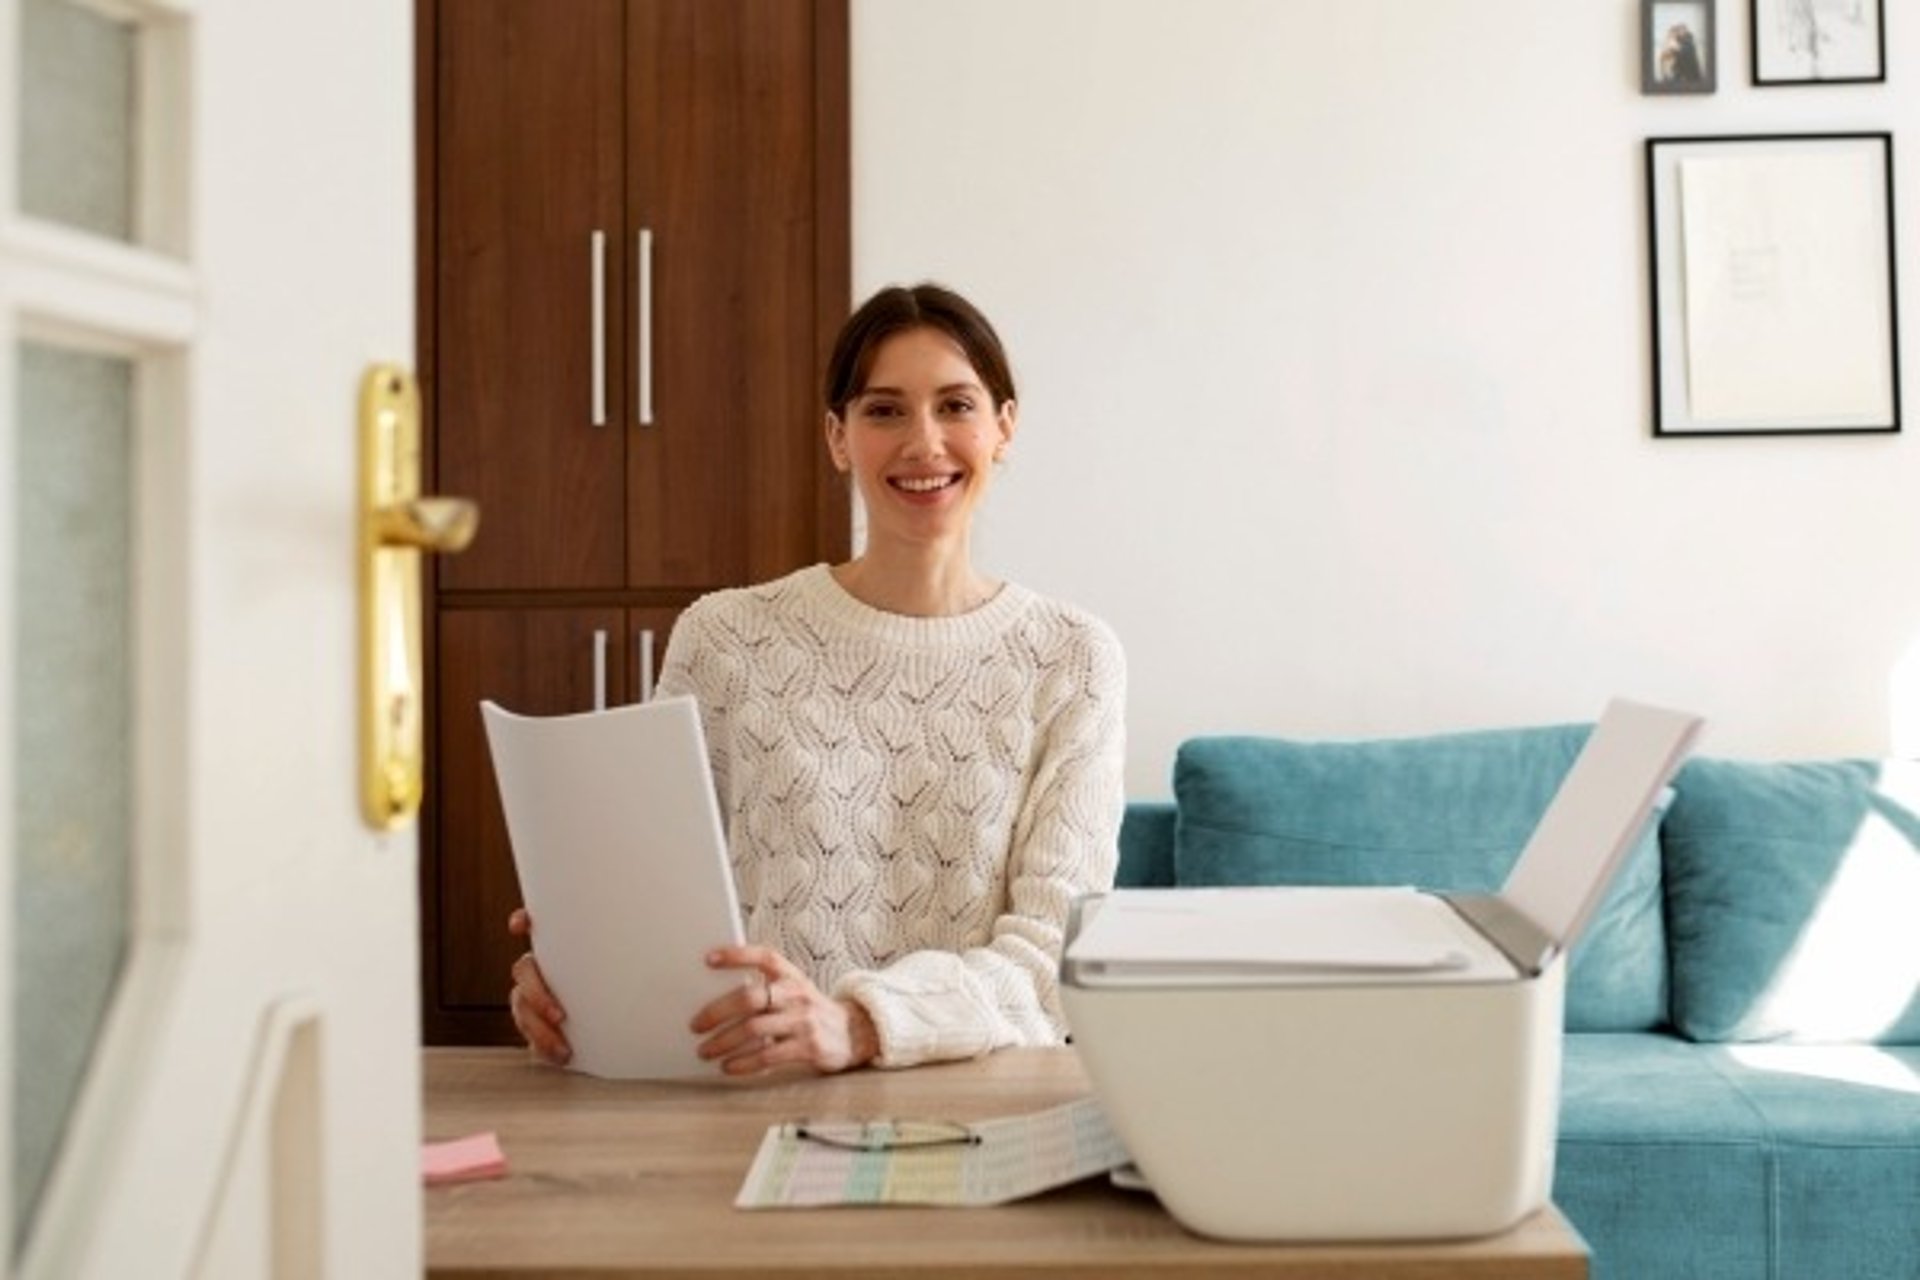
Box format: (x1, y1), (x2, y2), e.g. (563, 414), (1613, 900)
(735, 1097), (1130, 1209)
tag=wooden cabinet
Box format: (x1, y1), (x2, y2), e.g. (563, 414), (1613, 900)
(435, 0), (627, 592)
(432, 608), (628, 1012)
(419, 0), (849, 1043)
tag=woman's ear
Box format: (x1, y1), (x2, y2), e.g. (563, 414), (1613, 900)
(995, 400), (1019, 457)
(824, 412), (851, 472)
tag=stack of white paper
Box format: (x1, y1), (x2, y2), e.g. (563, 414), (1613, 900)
(1065, 887), (1483, 985)
(483, 696), (746, 1079)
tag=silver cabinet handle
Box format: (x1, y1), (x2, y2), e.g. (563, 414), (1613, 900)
(592, 628), (608, 711)
(637, 227), (654, 426)
(636, 628), (656, 703)
(590, 230), (607, 427)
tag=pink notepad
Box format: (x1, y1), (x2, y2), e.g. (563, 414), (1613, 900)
(422, 1132), (508, 1186)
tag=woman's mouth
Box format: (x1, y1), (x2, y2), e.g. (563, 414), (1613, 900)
(889, 472), (963, 494)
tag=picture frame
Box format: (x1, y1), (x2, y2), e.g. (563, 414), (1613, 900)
(1646, 133), (1899, 437)
(1751, 0), (1886, 85)
(1643, 0), (1717, 94)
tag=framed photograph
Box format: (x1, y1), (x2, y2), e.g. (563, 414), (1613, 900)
(1643, 0), (1717, 94)
(1752, 0), (1885, 85)
(1646, 133), (1899, 437)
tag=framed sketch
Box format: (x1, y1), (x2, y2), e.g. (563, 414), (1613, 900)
(1752, 0), (1885, 85)
(1646, 134), (1899, 437)
(1643, 0), (1716, 94)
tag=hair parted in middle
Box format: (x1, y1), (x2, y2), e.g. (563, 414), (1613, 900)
(824, 283), (1017, 418)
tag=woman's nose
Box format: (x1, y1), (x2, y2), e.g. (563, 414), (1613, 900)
(902, 406), (943, 454)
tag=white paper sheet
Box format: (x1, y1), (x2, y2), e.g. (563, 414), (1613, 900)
(482, 696), (746, 1079)
(1679, 151), (1892, 423)
(1064, 887), (1477, 979)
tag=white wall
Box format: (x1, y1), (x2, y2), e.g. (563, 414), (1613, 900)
(852, 0), (1920, 796)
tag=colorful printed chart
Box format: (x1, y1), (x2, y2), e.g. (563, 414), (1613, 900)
(734, 1096), (1130, 1209)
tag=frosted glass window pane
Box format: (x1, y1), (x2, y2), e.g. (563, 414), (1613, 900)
(19, 0), (138, 241)
(11, 342), (134, 1254)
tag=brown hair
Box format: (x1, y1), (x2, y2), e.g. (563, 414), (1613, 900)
(824, 283), (1016, 417)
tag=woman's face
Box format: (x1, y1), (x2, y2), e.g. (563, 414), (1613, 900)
(826, 326), (1015, 550)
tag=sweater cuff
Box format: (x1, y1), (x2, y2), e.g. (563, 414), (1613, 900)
(833, 971), (996, 1069)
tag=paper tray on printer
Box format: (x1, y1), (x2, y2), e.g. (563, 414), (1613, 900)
(1062, 888), (1518, 987)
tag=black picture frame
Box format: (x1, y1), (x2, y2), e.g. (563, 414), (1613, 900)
(1643, 0), (1717, 94)
(1751, 0), (1887, 86)
(1646, 133), (1900, 438)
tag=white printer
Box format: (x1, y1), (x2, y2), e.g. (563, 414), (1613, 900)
(1061, 699), (1701, 1242)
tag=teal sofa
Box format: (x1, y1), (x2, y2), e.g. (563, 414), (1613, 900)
(1112, 724), (1920, 1279)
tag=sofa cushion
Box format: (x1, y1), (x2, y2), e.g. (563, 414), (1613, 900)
(1557, 1036), (1920, 1280)
(1713, 1043), (1920, 1279)
(1664, 758), (1920, 1044)
(1116, 802), (1177, 888)
(1556, 1034), (1774, 1280)
(1172, 724), (1669, 1031)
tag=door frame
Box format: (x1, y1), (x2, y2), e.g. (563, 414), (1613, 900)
(0, 0), (197, 1268)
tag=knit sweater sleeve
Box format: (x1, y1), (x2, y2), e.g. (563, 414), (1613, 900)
(832, 620), (1127, 1067)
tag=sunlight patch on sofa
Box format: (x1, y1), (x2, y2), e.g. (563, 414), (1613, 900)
(1726, 1043), (1920, 1096)
(1744, 765), (1920, 1041)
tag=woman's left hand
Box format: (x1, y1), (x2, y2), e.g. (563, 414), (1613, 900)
(692, 944), (880, 1076)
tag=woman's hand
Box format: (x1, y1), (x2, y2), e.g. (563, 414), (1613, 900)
(506, 907), (572, 1066)
(692, 944), (880, 1076)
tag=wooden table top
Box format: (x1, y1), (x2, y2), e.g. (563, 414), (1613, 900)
(423, 1046), (1587, 1279)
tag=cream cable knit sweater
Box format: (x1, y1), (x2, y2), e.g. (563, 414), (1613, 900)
(655, 564), (1126, 1068)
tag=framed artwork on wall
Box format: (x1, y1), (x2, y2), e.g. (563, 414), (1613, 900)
(1643, 0), (1716, 94)
(1646, 133), (1900, 437)
(1751, 0), (1886, 85)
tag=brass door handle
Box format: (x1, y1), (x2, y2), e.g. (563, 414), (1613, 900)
(372, 497), (478, 552)
(360, 364), (477, 830)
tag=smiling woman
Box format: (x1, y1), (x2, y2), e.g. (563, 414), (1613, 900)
(825, 285), (1018, 610)
(506, 284), (1128, 1078)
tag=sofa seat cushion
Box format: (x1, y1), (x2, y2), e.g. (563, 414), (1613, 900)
(1709, 1043), (1920, 1280)
(1557, 1035), (1920, 1280)
(1172, 724), (1668, 1031)
(1557, 1034), (1773, 1280)
(1664, 757), (1920, 1044)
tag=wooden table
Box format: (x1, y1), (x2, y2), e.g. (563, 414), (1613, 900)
(424, 1047), (1588, 1279)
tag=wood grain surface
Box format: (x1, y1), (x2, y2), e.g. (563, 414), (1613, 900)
(424, 1046), (1588, 1279)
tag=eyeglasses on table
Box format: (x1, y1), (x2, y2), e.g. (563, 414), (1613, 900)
(786, 1117), (983, 1153)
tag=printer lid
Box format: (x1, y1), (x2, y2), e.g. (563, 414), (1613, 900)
(1487, 697), (1701, 955)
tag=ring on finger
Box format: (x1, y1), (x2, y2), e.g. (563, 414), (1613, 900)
(762, 979), (776, 1013)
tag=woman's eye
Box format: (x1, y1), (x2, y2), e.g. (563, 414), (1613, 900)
(942, 398), (976, 415)
(863, 402), (901, 420)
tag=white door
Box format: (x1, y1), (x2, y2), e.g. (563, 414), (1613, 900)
(0, 0), (420, 1276)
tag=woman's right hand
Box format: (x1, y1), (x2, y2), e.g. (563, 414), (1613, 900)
(507, 907), (572, 1065)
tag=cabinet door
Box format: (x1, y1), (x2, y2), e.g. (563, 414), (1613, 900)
(431, 608), (627, 1038)
(437, 0), (628, 590)
(628, 0), (827, 587)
